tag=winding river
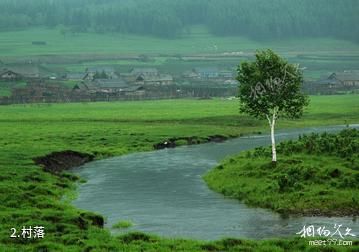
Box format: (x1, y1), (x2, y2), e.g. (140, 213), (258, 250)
(72, 125), (359, 240)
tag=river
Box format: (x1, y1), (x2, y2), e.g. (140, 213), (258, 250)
(72, 125), (359, 240)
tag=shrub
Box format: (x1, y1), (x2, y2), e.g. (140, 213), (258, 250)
(112, 220), (133, 229)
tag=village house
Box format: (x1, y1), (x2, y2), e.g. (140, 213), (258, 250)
(183, 68), (232, 80)
(305, 71), (359, 94)
(65, 73), (86, 81)
(130, 68), (159, 77)
(0, 65), (54, 80)
(193, 67), (219, 79)
(73, 78), (145, 96)
(135, 74), (173, 86)
(219, 70), (234, 79)
(8, 65), (42, 79)
(2, 64), (44, 79)
(0, 69), (23, 80)
(328, 72), (359, 87)
(83, 66), (119, 80)
(182, 70), (199, 79)
(311, 78), (341, 89)
(11, 82), (70, 103)
(312, 72), (359, 89)
(93, 79), (130, 92)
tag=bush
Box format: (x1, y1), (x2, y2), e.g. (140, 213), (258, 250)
(112, 220), (133, 229)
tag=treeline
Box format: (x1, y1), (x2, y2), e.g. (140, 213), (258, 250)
(0, 0), (358, 41)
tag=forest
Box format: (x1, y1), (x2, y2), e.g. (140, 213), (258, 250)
(0, 0), (358, 42)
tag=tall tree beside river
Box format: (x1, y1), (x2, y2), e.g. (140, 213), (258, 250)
(237, 50), (309, 162)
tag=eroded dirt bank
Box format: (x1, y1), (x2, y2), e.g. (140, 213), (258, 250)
(34, 150), (95, 174)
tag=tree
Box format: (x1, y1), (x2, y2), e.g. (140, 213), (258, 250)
(237, 49), (309, 163)
(93, 71), (108, 79)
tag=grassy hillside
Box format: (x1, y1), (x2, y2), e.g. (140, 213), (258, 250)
(1, 27), (359, 57)
(1, 27), (358, 82)
(0, 96), (358, 251)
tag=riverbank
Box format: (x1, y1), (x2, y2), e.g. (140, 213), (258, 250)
(204, 129), (359, 217)
(0, 97), (358, 250)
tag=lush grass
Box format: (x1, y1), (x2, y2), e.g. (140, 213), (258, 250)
(112, 220), (133, 229)
(0, 96), (358, 251)
(204, 129), (359, 216)
(1, 26), (359, 57)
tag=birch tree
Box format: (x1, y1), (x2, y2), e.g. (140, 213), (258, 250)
(237, 50), (309, 163)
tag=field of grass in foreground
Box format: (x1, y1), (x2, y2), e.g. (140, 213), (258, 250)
(0, 95), (358, 251)
(204, 129), (359, 216)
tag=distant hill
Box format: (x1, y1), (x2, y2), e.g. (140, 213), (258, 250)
(0, 0), (358, 42)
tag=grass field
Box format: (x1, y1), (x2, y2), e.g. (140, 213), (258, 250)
(1, 26), (359, 57)
(1, 26), (358, 83)
(0, 96), (358, 251)
(204, 129), (359, 216)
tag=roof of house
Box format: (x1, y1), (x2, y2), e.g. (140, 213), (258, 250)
(131, 68), (158, 75)
(219, 70), (233, 74)
(66, 73), (86, 79)
(330, 72), (359, 81)
(73, 83), (89, 90)
(0, 69), (20, 75)
(121, 85), (144, 92)
(194, 67), (219, 74)
(74, 82), (144, 93)
(313, 78), (341, 85)
(4, 65), (42, 77)
(137, 74), (173, 82)
(93, 79), (129, 89)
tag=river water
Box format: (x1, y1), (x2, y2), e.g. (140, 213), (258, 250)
(72, 125), (359, 240)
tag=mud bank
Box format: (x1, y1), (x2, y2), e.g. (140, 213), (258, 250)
(34, 150), (95, 174)
(153, 135), (231, 150)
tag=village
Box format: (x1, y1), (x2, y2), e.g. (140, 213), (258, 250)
(0, 61), (359, 104)
(0, 63), (239, 104)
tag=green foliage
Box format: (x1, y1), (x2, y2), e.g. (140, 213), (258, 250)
(0, 0), (358, 42)
(275, 128), (359, 159)
(112, 220), (133, 229)
(1, 27), (359, 58)
(204, 129), (359, 215)
(237, 49), (309, 120)
(93, 70), (109, 80)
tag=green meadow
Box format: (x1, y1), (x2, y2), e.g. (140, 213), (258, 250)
(204, 129), (359, 216)
(1, 27), (358, 84)
(1, 26), (359, 57)
(0, 95), (358, 251)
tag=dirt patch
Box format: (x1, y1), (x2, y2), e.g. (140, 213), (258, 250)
(33, 150), (94, 174)
(153, 135), (229, 150)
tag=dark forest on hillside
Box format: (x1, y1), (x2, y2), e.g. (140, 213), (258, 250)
(0, 0), (358, 41)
